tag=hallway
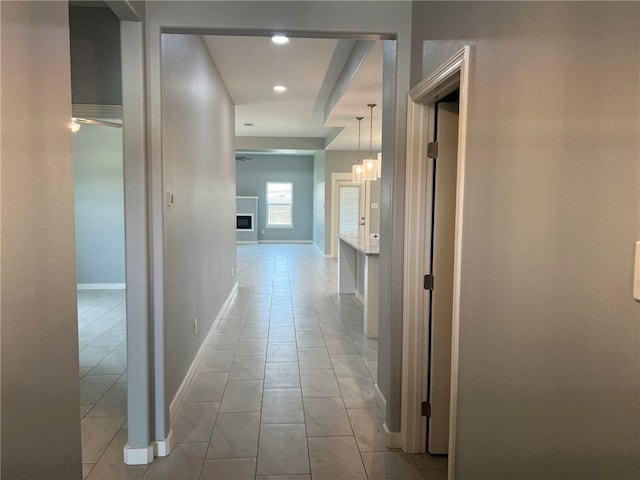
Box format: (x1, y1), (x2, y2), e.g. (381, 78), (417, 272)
(83, 244), (446, 479)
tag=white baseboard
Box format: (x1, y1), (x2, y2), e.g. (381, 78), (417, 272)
(355, 290), (365, 304)
(374, 383), (387, 412)
(383, 423), (402, 449)
(313, 242), (324, 257)
(169, 282), (238, 420)
(154, 430), (173, 457)
(123, 444), (153, 465)
(77, 283), (126, 290)
(257, 240), (313, 244)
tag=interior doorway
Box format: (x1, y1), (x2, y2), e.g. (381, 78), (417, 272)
(401, 48), (471, 480)
(331, 172), (367, 258)
(72, 117), (128, 473)
(426, 96), (459, 454)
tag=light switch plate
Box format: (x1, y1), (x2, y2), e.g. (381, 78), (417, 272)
(165, 190), (174, 208)
(634, 241), (640, 301)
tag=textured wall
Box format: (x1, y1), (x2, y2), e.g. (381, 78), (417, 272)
(161, 34), (237, 405)
(1, 2), (82, 478)
(412, 2), (640, 478)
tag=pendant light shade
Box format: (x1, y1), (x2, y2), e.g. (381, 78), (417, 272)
(362, 103), (378, 181)
(352, 116), (365, 184)
(362, 157), (378, 181)
(352, 164), (364, 184)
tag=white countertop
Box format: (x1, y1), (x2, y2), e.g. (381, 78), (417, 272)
(337, 233), (380, 255)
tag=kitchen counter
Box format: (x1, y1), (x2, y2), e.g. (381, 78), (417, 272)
(336, 233), (379, 338)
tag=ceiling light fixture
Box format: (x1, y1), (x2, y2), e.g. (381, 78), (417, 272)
(352, 116), (365, 184)
(273, 85), (287, 93)
(362, 104), (378, 181)
(70, 119), (81, 133)
(271, 35), (289, 45)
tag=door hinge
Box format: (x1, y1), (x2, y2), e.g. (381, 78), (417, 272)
(421, 401), (431, 417)
(427, 141), (438, 159)
(424, 274), (434, 290)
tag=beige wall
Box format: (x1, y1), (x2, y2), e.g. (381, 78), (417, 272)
(161, 34), (237, 405)
(412, 2), (640, 478)
(1, 2), (83, 478)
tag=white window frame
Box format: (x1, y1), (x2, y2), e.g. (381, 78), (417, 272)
(266, 182), (294, 228)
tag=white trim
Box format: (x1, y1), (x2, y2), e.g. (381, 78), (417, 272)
(374, 383), (387, 412)
(235, 195), (258, 199)
(447, 47), (472, 480)
(154, 430), (173, 457)
(257, 240), (312, 244)
(123, 444), (154, 465)
(169, 283), (238, 420)
(401, 95), (433, 454)
(355, 290), (365, 305)
(237, 241), (258, 245)
(402, 47), (472, 477)
(331, 172), (352, 258)
(77, 283), (126, 290)
(313, 242), (325, 257)
(383, 423), (402, 449)
(330, 172), (367, 258)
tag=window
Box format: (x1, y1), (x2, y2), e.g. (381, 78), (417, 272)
(266, 182), (293, 227)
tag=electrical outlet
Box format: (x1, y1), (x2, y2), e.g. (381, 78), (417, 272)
(194, 318), (198, 335)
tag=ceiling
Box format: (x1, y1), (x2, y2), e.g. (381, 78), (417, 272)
(203, 35), (383, 154)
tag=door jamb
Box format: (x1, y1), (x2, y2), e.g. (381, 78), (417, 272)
(401, 46), (471, 480)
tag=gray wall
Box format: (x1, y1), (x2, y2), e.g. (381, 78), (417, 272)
(412, 2), (639, 478)
(236, 155), (314, 242)
(69, 6), (122, 105)
(1, 2), (82, 478)
(313, 151), (326, 254)
(161, 34), (237, 405)
(73, 124), (125, 284)
(323, 150), (382, 256)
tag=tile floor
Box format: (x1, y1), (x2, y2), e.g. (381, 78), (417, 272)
(79, 244), (447, 479)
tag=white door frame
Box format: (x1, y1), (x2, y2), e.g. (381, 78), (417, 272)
(330, 172), (369, 258)
(401, 46), (471, 480)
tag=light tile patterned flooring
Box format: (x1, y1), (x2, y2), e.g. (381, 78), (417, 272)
(79, 244), (447, 479)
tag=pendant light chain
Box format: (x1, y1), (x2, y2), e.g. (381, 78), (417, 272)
(356, 116), (363, 162)
(368, 103), (376, 160)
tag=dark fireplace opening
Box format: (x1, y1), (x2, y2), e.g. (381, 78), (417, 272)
(236, 214), (253, 231)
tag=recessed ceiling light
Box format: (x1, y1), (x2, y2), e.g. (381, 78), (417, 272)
(271, 35), (289, 45)
(273, 85), (287, 93)
(243, 123), (254, 127)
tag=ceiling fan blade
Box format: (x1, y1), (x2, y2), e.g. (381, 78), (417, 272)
(73, 117), (122, 128)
